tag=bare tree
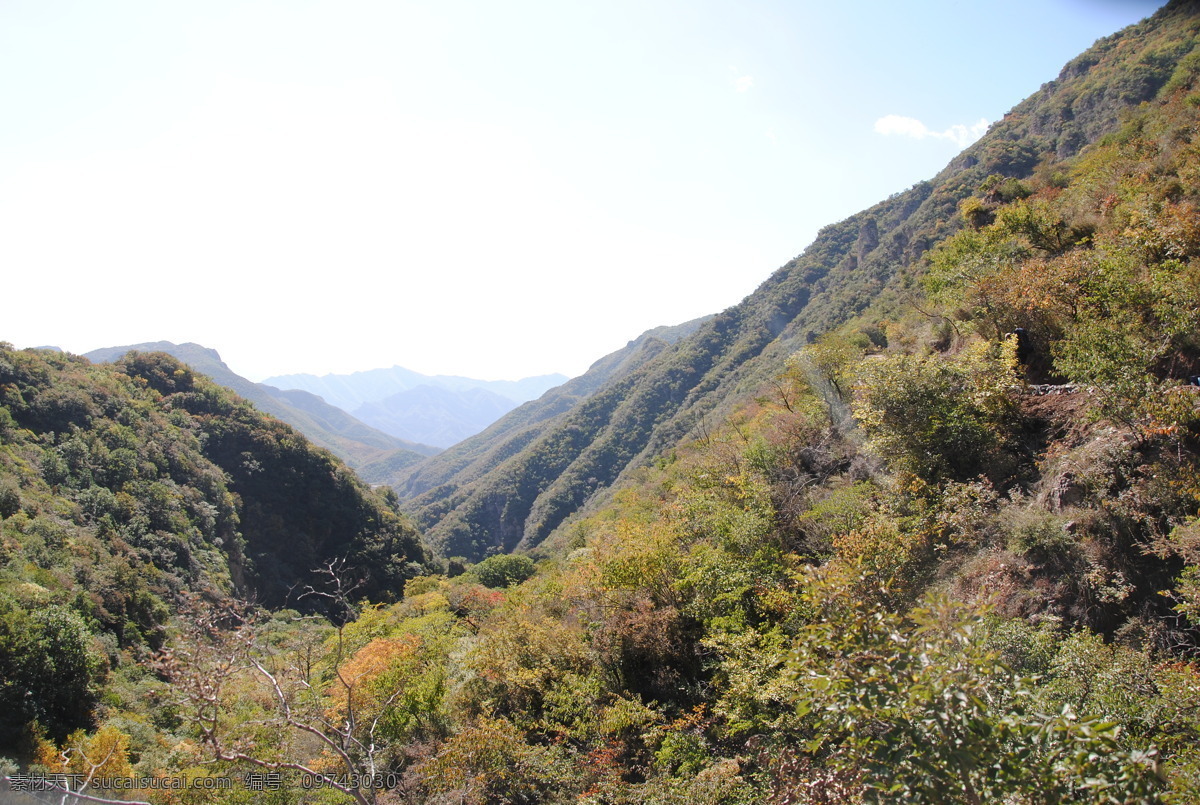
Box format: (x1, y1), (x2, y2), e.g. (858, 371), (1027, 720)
(158, 561), (405, 805)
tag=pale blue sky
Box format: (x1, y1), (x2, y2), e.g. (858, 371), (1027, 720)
(1, 0), (1164, 381)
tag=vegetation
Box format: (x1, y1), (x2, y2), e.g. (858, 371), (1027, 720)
(85, 341), (438, 477)
(6, 2), (1200, 803)
(0, 346), (426, 750)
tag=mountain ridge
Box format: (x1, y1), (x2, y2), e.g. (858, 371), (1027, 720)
(402, 0), (1200, 562)
(0, 344), (429, 743)
(84, 342), (439, 471)
(392, 317), (712, 503)
(260, 364), (568, 451)
(353, 384), (519, 449)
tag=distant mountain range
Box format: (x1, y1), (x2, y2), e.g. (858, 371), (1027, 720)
(84, 342), (438, 473)
(84, 343), (569, 458)
(264, 366), (567, 413)
(353, 385), (519, 448)
(262, 366), (568, 449)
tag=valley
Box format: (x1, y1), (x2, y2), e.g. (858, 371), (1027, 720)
(3, 2), (1200, 802)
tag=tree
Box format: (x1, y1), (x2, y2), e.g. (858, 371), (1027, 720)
(0, 481), (19, 520)
(158, 573), (402, 805)
(29, 724), (150, 805)
(1051, 243), (1200, 435)
(472, 554), (536, 588)
(0, 596), (103, 746)
(924, 226), (1029, 341)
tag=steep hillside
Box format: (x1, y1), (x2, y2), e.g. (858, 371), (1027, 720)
(86, 342), (438, 471)
(397, 319), (710, 554)
(394, 318), (710, 495)
(405, 0), (1200, 562)
(14, 7), (1200, 801)
(0, 346), (429, 746)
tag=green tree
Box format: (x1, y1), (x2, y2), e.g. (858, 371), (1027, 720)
(0, 481), (19, 520)
(472, 554), (536, 588)
(924, 227), (1028, 340)
(1052, 244), (1200, 434)
(0, 596), (104, 745)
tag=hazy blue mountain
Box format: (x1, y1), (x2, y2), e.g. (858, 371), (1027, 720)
(263, 366), (567, 412)
(263, 366), (429, 413)
(84, 342), (439, 472)
(353, 385), (520, 449)
(261, 365), (568, 449)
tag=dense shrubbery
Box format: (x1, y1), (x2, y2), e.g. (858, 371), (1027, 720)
(470, 553), (537, 588)
(57, 332), (1193, 800)
(853, 339), (1022, 483)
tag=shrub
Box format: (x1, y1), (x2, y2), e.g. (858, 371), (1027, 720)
(788, 571), (1164, 803)
(0, 596), (104, 744)
(852, 339), (1021, 483)
(473, 553), (536, 588)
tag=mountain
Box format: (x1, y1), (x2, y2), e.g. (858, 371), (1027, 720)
(353, 385), (519, 449)
(403, 0), (1200, 563)
(0, 344), (428, 744)
(12, 6), (1200, 800)
(84, 342), (439, 472)
(263, 366), (568, 412)
(264, 365), (432, 413)
(392, 317), (711, 498)
(262, 365), (568, 447)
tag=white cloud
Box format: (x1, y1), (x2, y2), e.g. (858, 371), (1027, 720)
(873, 114), (989, 148)
(727, 65), (754, 93)
(874, 114), (930, 139)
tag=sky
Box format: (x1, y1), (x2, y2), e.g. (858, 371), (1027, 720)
(0, 0), (1167, 382)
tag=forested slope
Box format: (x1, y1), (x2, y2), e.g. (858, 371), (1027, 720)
(405, 0), (1200, 563)
(0, 346), (426, 747)
(399, 318), (710, 557)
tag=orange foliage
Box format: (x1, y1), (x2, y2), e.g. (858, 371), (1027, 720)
(325, 634), (421, 722)
(337, 634), (421, 687)
(35, 725), (134, 780)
